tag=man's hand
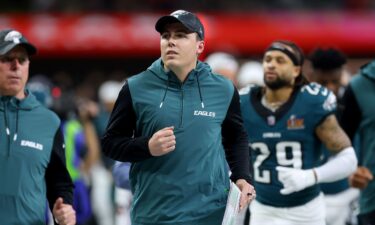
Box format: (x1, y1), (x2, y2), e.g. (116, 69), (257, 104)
(148, 126), (176, 156)
(349, 166), (373, 189)
(276, 166), (316, 195)
(53, 197), (76, 225)
(235, 179), (256, 211)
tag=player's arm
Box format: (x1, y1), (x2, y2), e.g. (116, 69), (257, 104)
(46, 128), (74, 208)
(222, 88), (252, 184)
(101, 82), (153, 162)
(340, 85), (373, 189)
(313, 114), (358, 182)
(222, 88), (256, 208)
(315, 114), (351, 153)
(339, 85), (362, 141)
(277, 114), (357, 195)
(46, 128), (76, 224)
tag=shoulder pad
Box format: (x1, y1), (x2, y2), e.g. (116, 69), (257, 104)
(300, 82), (337, 112)
(300, 82), (330, 97)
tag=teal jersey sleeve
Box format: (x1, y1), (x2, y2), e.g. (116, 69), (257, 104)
(300, 82), (337, 126)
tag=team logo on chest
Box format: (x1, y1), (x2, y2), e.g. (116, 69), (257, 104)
(193, 110), (216, 118)
(287, 114), (305, 130)
(21, 140), (44, 151)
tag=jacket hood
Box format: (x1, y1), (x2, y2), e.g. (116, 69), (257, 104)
(147, 58), (212, 83)
(0, 89), (42, 110)
(360, 60), (375, 81)
(146, 58), (212, 109)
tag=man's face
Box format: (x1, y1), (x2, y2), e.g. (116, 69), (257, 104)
(160, 22), (204, 72)
(262, 50), (300, 90)
(311, 68), (342, 96)
(0, 45), (29, 99)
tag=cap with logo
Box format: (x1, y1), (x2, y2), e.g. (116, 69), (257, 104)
(155, 10), (205, 40)
(0, 29), (37, 56)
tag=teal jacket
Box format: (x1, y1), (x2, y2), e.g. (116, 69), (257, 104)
(0, 90), (73, 225)
(102, 58), (251, 225)
(341, 61), (375, 215)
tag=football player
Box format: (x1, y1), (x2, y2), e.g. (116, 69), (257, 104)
(240, 40), (357, 225)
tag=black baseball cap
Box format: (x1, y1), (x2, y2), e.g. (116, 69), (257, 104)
(155, 10), (205, 40)
(0, 29), (37, 56)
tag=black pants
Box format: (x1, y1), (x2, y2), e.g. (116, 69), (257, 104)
(359, 210), (375, 225)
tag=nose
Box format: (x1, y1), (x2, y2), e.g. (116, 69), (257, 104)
(167, 37), (176, 47)
(264, 60), (275, 70)
(10, 58), (22, 69)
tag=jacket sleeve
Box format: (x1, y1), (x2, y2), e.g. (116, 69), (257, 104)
(339, 85), (362, 141)
(45, 128), (74, 211)
(222, 88), (253, 184)
(101, 82), (153, 162)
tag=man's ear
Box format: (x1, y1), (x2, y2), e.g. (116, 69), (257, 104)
(197, 41), (205, 54)
(293, 66), (301, 78)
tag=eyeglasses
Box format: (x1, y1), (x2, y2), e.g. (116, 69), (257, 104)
(0, 55), (29, 65)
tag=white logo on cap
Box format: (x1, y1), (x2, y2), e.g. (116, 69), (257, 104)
(171, 10), (189, 18)
(4, 31), (22, 44)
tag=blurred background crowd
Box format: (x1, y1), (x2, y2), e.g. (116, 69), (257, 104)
(1, 1), (375, 225)
(2, 0), (375, 12)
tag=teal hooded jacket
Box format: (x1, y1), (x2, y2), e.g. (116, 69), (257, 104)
(0, 90), (73, 225)
(102, 58), (251, 225)
(340, 61), (375, 216)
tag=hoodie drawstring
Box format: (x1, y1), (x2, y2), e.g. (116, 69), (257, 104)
(3, 102), (10, 136)
(159, 75), (170, 108)
(3, 101), (11, 156)
(13, 108), (19, 141)
(3, 101), (19, 143)
(195, 74), (205, 109)
(159, 72), (205, 109)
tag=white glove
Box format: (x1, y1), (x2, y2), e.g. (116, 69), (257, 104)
(276, 166), (316, 195)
